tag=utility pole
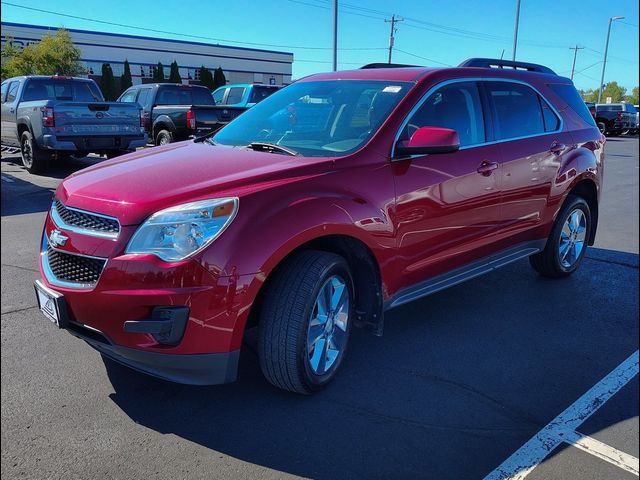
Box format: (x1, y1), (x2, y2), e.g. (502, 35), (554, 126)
(512, 0), (521, 60)
(569, 45), (584, 80)
(332, 0), (338, 71)
(597, 16), (624, 103)
(385, 15), (403, 64)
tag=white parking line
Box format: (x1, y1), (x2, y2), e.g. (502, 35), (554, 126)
(484, 350), (639, 480)
(562, 430), (639, 475)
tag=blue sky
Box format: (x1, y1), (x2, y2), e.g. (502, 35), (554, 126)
(1, 0), (638, 91)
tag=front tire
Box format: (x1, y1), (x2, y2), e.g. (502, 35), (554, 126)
(529, 195), (591, 278)
(258, 250), (354, 394)
(20, 131), (50, 174)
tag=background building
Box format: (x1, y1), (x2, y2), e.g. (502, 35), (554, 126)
(1, 22), (293, 86)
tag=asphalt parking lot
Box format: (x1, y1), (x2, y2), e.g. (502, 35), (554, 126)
(1, 138), (638, 480)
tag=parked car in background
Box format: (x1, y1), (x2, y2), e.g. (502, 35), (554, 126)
(595, 103), (635, 136)
(212, 83), (280, 108)
(118, 83), (233, 145)
(35, 58), (604, 394)
(1, 75), (147, 173)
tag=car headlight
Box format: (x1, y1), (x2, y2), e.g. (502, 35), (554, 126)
(126, 198), (238, 262)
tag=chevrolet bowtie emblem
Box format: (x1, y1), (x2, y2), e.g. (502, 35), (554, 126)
(49, 229), (68, 248)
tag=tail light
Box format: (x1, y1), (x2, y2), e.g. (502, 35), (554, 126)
(139, 109), (145, 128)
(589, 106), (596, 119)
(41, 107), (55, 127)
(186, 109), (196, 130)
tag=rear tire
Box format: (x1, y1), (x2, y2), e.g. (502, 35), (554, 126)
(258, 250), (354, 395)
(155, 129), (174, 146)
(529, 195), (591, 278)
(20, 131), (50, 174)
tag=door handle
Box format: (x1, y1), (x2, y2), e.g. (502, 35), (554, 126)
(9, 108), (15, 113)
(477, 160), (498, 176)
(550, 142), (566, 154)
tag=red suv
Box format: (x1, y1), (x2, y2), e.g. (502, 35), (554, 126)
(35, 58), (604, 394)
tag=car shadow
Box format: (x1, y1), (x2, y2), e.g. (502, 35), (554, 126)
(104, 248), (639, 479)
(1, 154), (103, 216)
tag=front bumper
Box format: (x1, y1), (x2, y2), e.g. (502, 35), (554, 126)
(42, 133), (148, 151)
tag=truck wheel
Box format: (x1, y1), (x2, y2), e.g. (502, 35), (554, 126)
(20, 131), (50, 174)
(529, 195), (591, 278)
(155, 129), (174, 146)
(597, 122), (606, 134)
(258, 250), (354, 395)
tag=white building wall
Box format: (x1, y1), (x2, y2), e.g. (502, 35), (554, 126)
(1, 22), (293, 85)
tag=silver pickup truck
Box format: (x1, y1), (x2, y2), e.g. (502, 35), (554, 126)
(1, 75), (147, 173)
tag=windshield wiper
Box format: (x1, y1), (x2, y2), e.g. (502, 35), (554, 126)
(246, 142), (300, 156)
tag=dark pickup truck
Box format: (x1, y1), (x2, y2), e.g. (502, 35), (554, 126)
(118, 83), (243, 145)
(595, 103), (637, 136)
(1, 76), (147, 173)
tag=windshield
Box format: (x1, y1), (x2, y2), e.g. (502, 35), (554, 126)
(213, 80), (411, 157)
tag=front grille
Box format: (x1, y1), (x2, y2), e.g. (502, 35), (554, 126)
(54, 201), (120, 235)
(46, 247), (106, 286)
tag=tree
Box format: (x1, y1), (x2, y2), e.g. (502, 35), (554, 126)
(624, 86), (639, 105)
(198, 66), (215, 91)
(168, 61), (181, 83)
(213, 67), (226, 90)
(1, 29), (83, 80)
(600, 81), (626, 103)
(152, 62), (165, 82)
(100, 63), (117, 101)
(120, 59), (133, 93)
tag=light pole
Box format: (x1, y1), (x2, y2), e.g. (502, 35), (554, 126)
(512, 0), (521, 61)
(332, 0), (338, 71)
(597, 16), (624, 104)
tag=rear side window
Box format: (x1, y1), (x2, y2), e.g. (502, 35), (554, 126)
(1, 82), (8, 102)
(226, 87), (245, 105)
(249, 86), (278, 103)
(400, 81), (485, 147)
(548, 83), (596, 126)
(136, 89), (151, 108)
(486, 82), (549, 140)
(212, 88), (225, 104)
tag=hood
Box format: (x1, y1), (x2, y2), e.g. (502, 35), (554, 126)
(57, 141), (327, 225)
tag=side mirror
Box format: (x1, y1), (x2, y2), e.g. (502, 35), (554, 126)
(394, 126), (460, 158)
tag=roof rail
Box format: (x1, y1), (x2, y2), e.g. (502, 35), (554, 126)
(360, 63), (420, 69)
(458, 58), (556, 75)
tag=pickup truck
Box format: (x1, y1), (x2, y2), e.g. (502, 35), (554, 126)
(211, 83), (280, 109)
(1, 75), (147, 173)
(118, 83), (238, 145)
(595, 103), (636, 136)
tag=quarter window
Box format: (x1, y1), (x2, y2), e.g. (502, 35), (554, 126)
(225, 87), (245, 105)
(1, 82), (7, 102)
(400, 81), (485, 147)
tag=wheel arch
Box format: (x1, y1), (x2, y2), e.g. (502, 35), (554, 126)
(566, 178), (599, 245)
(244, 233), (384, 340)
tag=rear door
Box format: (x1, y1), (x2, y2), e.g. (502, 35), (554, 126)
(483, 80), (571, 238)
(392, 80), (503, 289)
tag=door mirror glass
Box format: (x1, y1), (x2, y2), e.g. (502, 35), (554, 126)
(394, 126), (460, 158)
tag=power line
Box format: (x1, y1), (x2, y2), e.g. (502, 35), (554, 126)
(0, 1), (380, 51)
(393, 49), (452, 67)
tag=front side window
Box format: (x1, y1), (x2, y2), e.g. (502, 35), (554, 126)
(399, 81), (485, 147)
(212, 88), (225, 104)
(120, 90), (137, 103)
(6, 81), (19, 102)
(213, 80), (411, 157)
(486, 81), (546, 140)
